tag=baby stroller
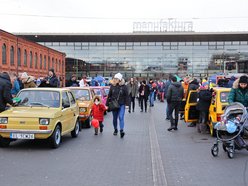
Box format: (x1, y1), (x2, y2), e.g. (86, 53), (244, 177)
(211, 102), (248, 159)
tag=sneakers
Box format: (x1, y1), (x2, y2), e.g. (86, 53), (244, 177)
(167, 127), (174, 131)
(120, 130), (125, 138)
(113, 129), (118, 136)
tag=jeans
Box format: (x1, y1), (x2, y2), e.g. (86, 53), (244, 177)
(112, 104), (125, 130)
(149, 92), (154, 106)
(140, 96), (148, 111)
(168, 101), (181, 128)
(129, 96), (135, 111)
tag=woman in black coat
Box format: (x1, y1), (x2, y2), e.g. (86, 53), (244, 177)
(138, 80), (150, 112)
(196, 82), (212, 133)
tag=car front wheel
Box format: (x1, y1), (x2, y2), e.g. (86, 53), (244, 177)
(49, 125), (61, 149)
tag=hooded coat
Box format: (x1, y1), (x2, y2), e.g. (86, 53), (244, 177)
(0, 73), (13, 112)
(166, 82), (184, 103)
(228, 77), (248, 107)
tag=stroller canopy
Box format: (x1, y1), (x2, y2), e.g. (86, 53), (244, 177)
(222, 102), (247, 123)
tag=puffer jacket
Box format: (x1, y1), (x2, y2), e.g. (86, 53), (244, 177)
(92, 103), (107, 122)
(0, 73), (13, 112)
(228, 77), (248, 107)
(166, 82), (184, 102)
(106, 79), (129, 106)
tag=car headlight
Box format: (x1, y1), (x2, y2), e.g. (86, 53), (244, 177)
(39, 118), (50, 125)
(0, 117), (8, 124)
(79, 107), (87, 113)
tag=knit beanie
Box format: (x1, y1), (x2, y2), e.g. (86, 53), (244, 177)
(239, 76), (248, 84)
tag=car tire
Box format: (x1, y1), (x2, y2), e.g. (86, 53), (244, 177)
(85, 115), (92, 128)
(49, 125), (61, 149)
(71, 120), (80, 138)
(0, 137), (11, 148)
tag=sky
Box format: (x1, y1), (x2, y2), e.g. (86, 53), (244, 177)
(1, 0), (248, 33)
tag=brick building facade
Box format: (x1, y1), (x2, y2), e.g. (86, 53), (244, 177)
(0, 29), (66, 86)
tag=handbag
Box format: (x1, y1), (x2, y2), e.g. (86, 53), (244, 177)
(108, 88), (121, 111)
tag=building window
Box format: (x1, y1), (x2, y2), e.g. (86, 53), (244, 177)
(52, 58), (54, 69)
(18, 48), (21, 66)
(40, 54), (42, 69)
(2, 43), (7, 64)
(58, 60), (61, 72)
(35, 53), (38, 68)
(48, 56), (50, 69)
(24, 50), (27, 66)
(30, 51), (33, 68)
(10, 46), (14, 65)
(55, 59), (58, 71)
(44, 56), (47, 70)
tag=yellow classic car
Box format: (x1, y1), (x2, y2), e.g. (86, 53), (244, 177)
(0, 88), (80, 148)
(68, 87), (95, 128)
(184, 87), (231, 136)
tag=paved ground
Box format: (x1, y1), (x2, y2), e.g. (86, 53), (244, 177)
(0, 100), (248, 186)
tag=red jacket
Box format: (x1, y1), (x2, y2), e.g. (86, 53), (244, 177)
(91, 103), (106, 122)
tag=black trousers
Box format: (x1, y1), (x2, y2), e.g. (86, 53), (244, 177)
(129, 96), (135, 111)
(140, 96), (148, 111)
(168, 101), (181, 127)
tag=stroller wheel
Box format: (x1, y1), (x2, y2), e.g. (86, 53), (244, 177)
(222, 143), (227, 152)
(211, 145), (219, 157)
(227, 148), (234, 159)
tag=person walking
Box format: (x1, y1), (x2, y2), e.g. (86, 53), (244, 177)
(196, 82), (212, 133)
(106, 73), (129, 138)
(166, 76), (184, 131)
(138, 80), (150, 112)
(127, 77), (138, 113)
(148, 79), (155, 107)
(91, 96), (107, 135)
(0, 72), (13, 113)
(164, 75), (173, 120)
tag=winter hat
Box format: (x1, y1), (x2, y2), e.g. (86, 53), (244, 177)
(202, 82), (209, 87)
(239, 75), (248, 84)
(114, 73), (123, 81)
(21, 72), (28, 79)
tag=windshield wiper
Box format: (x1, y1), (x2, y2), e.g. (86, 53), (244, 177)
(28, 102), (50, 107)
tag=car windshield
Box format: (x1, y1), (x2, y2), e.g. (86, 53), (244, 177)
(17, 90), (60, 108)
(220, 92), (230, 103)
(93, 89), (102, 96)
(71, 89), (90, 101)
(104, 88), (109, 95)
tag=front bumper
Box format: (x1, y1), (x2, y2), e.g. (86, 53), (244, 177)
(0, 129), (52, 134)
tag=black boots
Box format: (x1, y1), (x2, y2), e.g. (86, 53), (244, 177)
(120, 130), (125, 138)
(113, 129), (118, 136)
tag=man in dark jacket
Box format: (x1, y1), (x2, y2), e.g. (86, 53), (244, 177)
(42, 69), (59, 88)
(138, 80), (150, 112)
(0, 72), (13, 112)
(196, 82), (212, 133)
(166, 76), (184, 131)
(66, 75), (79, 87)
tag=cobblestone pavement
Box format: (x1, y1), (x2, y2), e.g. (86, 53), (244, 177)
(0, 100), (248, 186)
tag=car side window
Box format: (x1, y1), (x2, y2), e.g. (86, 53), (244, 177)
(62, 92), (70, 108)
(68, 92), (76, 105)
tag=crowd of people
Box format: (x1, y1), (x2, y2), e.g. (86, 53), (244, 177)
(0, 69), (248, 139)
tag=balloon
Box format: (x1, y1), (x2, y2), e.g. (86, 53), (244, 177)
(91, 119), (99, 128)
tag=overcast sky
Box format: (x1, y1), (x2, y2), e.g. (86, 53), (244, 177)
(1, 0), (248, 33)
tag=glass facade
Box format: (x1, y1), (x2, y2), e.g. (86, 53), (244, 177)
(40, 40), (248, 79)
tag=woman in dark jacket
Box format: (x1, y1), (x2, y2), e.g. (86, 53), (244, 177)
(138, 80), (150, 112)
(196, 82), (212, 133)
(106, 73), (129, 138)
(0, 72), (13, 112)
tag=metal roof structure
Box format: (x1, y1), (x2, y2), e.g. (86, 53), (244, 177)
(16, 32), (248, 42)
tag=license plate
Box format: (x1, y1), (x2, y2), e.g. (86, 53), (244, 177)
(10, 133), (35, 139)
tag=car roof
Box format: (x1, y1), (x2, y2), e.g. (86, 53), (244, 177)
(20, 88), (70, 92)
(66, 87), (91, 90)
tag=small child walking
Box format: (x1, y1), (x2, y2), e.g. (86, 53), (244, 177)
(91, 96), (107, 135)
